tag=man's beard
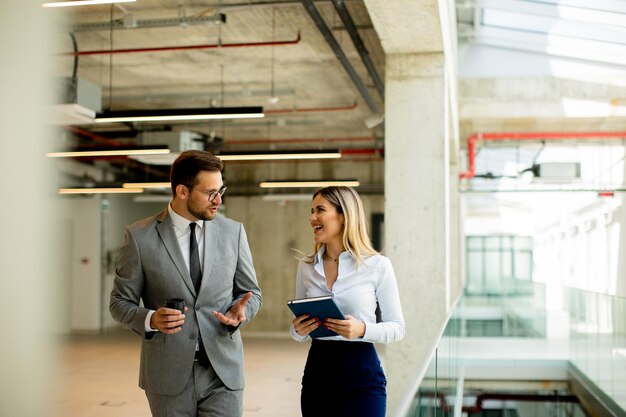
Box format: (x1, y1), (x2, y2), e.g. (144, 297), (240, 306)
(187, 201), (216, 221)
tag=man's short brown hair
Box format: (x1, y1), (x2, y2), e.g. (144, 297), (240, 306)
(170, 150), (223, 194)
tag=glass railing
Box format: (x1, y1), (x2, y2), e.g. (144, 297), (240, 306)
(567, 288), (626, 413)
(447, 278), (547, 338)
(403, 282), (626, 417)
(409, 319), (461, 417)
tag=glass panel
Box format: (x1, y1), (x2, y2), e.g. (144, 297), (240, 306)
(515, 252), (532, 280)
(466, 252), (484, 295)
(501, 251), (512, 280)
(467, 236), (483, 250)
(485, 236), (500, 250)
(515, 237), (532, 250)
(484, 252), (502, 294)
(406, 286), (622, 417)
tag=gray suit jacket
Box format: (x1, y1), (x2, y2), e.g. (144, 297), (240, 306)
(110, 209), (262, 395)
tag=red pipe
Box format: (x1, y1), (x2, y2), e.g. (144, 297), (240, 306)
(64, 126), (122, 147)
(459, 131), (626, 179)
(228, 136), (375, 146)
(425, 391), (578, 414)
(340, 148), (382, 157)
(265, 102), (358, 114)
(226, 156), (383, 165)
(463, 392), (578, 414)
(61, 33), (301, 56)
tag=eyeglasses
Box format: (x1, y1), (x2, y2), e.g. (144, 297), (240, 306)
(204, 185), (227, 202)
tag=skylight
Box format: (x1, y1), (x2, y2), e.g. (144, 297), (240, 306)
(464, 0), (626, 66)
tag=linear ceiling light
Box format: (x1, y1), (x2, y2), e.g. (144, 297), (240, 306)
(133, 195), (173, 203)
(122, 182), (171, 189)
(259, 180), (360, 188)
(218, 151), (341, 161)
(43, 0), (136, 7)
(59, 187), (144, 194)
(94, 107), (264, 123)
(47, 148), (170, 158)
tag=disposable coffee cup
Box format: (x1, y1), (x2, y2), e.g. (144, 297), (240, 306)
(164, 298), (186, 313)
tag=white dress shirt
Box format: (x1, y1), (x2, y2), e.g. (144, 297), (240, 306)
(289, 245), (405, 344)
(144, 204), (204, 331)
(167, 204), (205, 272)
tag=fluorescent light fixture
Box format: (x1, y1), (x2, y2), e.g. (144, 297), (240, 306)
(218, 151), (341, 161)
(43, 0), (136, 7)
(133, 195), (173, 203)
(259, 180), (360, 188)
(48, 103), (96, 125)
(95, 107), (264, 123)
(59, 187), (143, 194)
(47, 148), (170, 158)
(123, 182), (171, 189)
(129, 150), (342, 165)
(262, 194), (312, 202)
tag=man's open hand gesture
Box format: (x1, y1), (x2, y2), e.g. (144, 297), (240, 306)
(212, 292), (253, 327)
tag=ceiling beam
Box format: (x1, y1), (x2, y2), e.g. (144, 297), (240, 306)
(300, 0), (380, 114)
(331, 0), (384, 99)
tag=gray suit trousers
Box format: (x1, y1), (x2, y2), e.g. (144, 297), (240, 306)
(146, 361), (243, 417)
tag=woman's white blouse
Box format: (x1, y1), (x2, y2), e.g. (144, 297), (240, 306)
(289, 246), (405, 344)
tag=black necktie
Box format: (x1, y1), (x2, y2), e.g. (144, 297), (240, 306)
(189, 223), (209, 366)
(189, 223), (202, 293)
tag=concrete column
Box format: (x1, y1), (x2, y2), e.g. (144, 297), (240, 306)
(0, 1), (56, 415)
(384, 52), (451, 413)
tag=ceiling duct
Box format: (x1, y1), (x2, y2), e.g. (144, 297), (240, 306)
(69, 13), (226, 32)
(129, 130), (205, 165)
(49, 77), (101, 125)
(528, 162), (582, 182)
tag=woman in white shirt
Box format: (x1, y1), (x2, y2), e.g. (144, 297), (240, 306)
(290, 186), (405, 417)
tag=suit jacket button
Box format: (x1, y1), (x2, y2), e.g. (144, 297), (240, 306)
(195, 307), (200, 311)
(190, 332), (196, 339)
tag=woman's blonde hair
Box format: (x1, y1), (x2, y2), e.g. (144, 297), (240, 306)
(305, 186), (378, 264)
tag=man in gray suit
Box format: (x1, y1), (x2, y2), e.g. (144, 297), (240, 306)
(110, 150), (262, 417)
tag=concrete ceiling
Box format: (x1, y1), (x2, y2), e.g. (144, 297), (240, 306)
(56, 0), (385, 142)
(52, 0), (392, 191)
(50, 0), (626, 193)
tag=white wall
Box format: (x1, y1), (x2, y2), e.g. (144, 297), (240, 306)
(55, 192), (163, 334)
(102, 194), (164, 330)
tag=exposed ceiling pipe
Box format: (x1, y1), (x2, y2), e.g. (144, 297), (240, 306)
(340, 148), (382, 157)
(265, 102), (358, 114)
(61, 32), (301, 56)
(459, 131), (626, 179)
(225, 155), (383, 165)
(299, 0), (379, 114)
(65, 126), (123, 147)
(174, 0), (366, 14)
(330, 0), (384, 99)
(70, 13), (226, 32)
(229, 135), (375, 145)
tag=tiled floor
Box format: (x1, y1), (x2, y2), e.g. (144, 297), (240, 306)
(52, 330), (309, 417)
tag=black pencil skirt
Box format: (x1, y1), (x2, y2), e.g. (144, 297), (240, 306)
(301, 339), (387, 417)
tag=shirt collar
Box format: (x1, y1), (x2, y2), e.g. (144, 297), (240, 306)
(313, 244), (353, 272)
(168, 203), (202, 233)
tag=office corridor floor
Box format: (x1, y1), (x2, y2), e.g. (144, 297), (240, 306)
(52, 330), (309, 417)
